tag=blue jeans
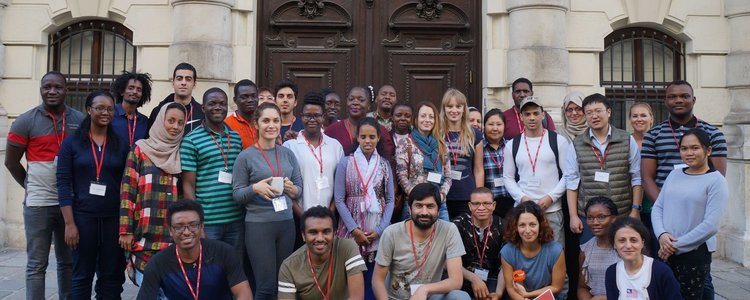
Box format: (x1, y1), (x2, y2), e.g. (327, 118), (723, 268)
(23, 205), (72, 300)
(203, 219), (245, 259)
(71, 215), (124, 299)
(401, 202), (449, 221)
(135, 269), (167, 300)
(426, 290), (471, 300)
(578, 214), (594, 245)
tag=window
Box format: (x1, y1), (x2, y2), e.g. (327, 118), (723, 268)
(600, 27), (685, 129)
(48, 20), (136, 111)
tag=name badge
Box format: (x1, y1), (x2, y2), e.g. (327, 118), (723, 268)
(410, 284), (423, 295)
(674, 163), (688, 170)
(89, 181), (107, 196)
(360, 201), (367, 213)
(493, 178), (504, 187)
(316, 176), (329, 189)
(474, 268), (489, 281)
(272, 196), (288, 212)
(427, 172), (442, 184)
(450, 170), (462, 180)
(218, 170), (233, 184)
(527, 177), (541, 187)
(594, 171), (610, 183)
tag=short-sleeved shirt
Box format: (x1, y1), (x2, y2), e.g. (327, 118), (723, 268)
(641, 117), (727, 187)
(224, 111), (257, 149)
(180, 125), (243, 225)
(111, 103), (148, 149)
(445, 128), (484, 201)
(375, 220), (466, 300)
(501, 242), (567, 300)
(282, 133), (344, 210)
(452, 213), (504, 280)
(7, 104), (85, 206)
(137, 238), (247, 299)
(278, 238), (367, 299)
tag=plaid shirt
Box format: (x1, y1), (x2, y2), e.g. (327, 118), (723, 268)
(483, 140), (510, 198)
(119, 146), (179, 271)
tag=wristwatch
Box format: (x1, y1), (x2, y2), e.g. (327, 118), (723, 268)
(631, 204), (642, 210)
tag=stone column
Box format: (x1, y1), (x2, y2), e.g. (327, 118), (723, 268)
(169, 0), (234, 84)
(720, 0), (750, 267)
(506, 0), (569, 124)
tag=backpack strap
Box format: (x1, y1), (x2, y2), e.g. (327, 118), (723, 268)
(512, 135), (521, 181)
(511, 130), (562, 180)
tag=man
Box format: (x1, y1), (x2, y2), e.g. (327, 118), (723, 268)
(180, 88), (244, 258)
(111, 71), (151, 148)
(148, 62), (205, 135)
(321, 87), (341, 128)
(5, 71), (83, 299)
(452, 187), (504, 300)
(502, 96), (568, 245)
(373, 183), (469, 300)
(258, 86), (275, 105)
(368, 85), (397, 131)
(641, 80), (727, 300)
(502, 78), (556, 140)
(278, 206), (366, 299)
(276, 79), (305, 141)
(225, 79), (259, 149)
(565, 93), (642, 243)
(468, 107), (482, 131)
(138, 200), (253, 299)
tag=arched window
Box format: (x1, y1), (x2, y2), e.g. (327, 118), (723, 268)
(48, 20), (136, 111)
(600, 27), (685, 129)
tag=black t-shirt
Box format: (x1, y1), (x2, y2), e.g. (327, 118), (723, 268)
(137, 239), (246, 300)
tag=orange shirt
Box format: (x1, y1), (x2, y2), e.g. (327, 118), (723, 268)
(225, 111), (257, 149)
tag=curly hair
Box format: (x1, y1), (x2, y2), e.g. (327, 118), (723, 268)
(503, 201), (554, 247)
(110, 71), (152, 107)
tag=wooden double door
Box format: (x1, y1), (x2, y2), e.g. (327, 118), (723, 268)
(256, 0), (483, 114)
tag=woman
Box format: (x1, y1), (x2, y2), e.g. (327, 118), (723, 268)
(652, 128), (728, 299)
(233, 102), (303, 299)
(334, 117), (395, 300)
(119, 102), (186, 287)
(482, 108), (514, 218)
(440, 88), (484, 219)
(605, 218), (682, 299)
(501, 201), (567, 300)
(57, 91), (128, 298)
(395, 102), (451, 221)
(390, 102), (412, 221)
(629, 102), (654, 148)
(324, 85), (395, 160)
(560, 91), (587, 142)
(577, 197), (619, 300)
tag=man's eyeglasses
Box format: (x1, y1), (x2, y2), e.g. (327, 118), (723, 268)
(586, 215), (612, 223)
(171, 223), (202, 233)
(259, 96), (275, 101)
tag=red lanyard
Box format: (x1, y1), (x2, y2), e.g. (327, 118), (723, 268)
(127, 113), (137, 147)
(306, 247), (334, 300)
(590, 143), (612, 170)
(302, 133), (324, 175)
(514, 107), (524, 134)
(89, 132), (107, 182)
(446, 132), (462, 166)
(258, 143), (282, 176)
(471, 217), (492, 267)
(48, 110), (66, 147)
(668, 118), (698, 148)
(344, 119), (355, 143)
(409, 135), (439, 168)
(209, 130), (231, 171)
(408, 221), (436, 280)
(488, 145), (504, 174)
(176, 243), (202, 300)
(352, 155), (379, 198)
(523, 130), (545, 175)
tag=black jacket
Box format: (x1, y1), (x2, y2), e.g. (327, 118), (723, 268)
(147, 93), (205, 136)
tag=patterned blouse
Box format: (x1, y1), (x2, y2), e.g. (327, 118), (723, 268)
(119, 146), (180, 271)
(394, 136), (452, 198)
(580, 237), (620, 296)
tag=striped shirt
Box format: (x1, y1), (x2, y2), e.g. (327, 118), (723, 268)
(278, 238), (367, 299)
(641, 117), (727, 187)
(180, 124), (243, 225)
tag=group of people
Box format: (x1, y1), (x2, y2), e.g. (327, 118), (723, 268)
(4, 62), (727, 300)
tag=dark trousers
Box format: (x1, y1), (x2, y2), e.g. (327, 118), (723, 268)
(446, 200), (471, 220)
(493, 195), (515, 220)
(667, 243), (711, 300)
(71, 215), (125, 300)
(561, 196), (580, 300)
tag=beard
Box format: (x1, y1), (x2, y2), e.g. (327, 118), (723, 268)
(412, 214), (437, 230)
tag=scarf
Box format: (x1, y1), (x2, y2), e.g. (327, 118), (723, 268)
(135, 104), (185, 174)
(561, 91), (588, 142)
(410, 128), (442, 173)
(615, 256), (653, 300)
(353, 147), (382, 216)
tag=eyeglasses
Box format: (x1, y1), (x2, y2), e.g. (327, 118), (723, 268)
(302, 113), (324, 119)
(585, 109), (607, 117)
(469, 202), (495, 208)
(586, 215), (613, 223)
(566, 107), (583, 114)
(259, 96), (275, 101)
(91, 106), (114, 113)
(171, 223), (202, 233)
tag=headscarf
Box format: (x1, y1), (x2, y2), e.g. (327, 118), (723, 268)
(561, 91), (588, 142)
(135, 103), (186, 174)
